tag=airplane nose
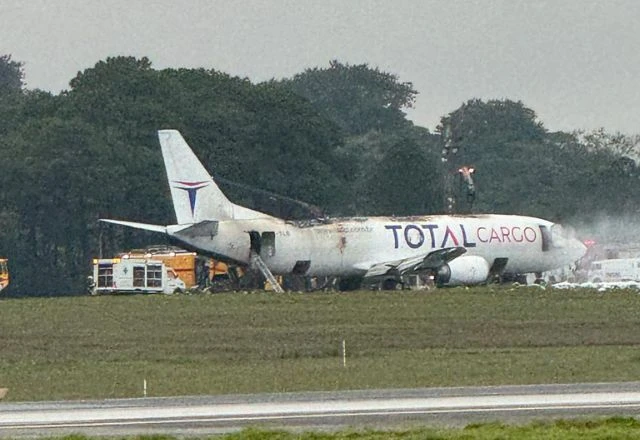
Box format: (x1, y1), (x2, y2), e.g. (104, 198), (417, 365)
(569, 238), (588, 263)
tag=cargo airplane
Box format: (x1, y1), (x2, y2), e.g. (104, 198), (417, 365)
(101, 130), (586, 289)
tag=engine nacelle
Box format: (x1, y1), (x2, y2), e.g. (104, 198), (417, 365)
(436, 255), (490, 286)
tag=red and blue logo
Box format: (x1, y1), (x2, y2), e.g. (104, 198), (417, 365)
(173, 180), (209, 215)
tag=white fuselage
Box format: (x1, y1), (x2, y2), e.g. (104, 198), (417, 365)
(168, 214), (586, 277)
(103, 130), (588, 284)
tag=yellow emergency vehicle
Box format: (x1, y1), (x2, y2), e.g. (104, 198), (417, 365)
(0, 258), (8, 293)
(118, 246), (240, 289)
(119, 247), (199, 288)
(91, 257), (186, 295)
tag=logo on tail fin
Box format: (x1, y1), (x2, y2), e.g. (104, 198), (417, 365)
(173, 180), (210, 216)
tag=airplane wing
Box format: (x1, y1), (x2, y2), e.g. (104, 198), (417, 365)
(360, 247), (467, 279)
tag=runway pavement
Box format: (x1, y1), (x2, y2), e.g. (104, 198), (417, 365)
(2, 382), (640, 437)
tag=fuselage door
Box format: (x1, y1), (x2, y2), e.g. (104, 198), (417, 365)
(261, 231), (276, 258)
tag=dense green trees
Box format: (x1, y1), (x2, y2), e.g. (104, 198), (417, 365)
(0, 55), (24, 93)
(0, 54), (638, 296)
(281, 60), (417, 135)
(436, 99), (639, 220)
(279, 60), (442, 215)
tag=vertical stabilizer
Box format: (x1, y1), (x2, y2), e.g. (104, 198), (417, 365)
(158, 130), (270, 223)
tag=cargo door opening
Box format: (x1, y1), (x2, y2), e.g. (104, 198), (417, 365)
(292, 260), (310, 275)
(249, 231), (261, 255)
(261, 231), (276, 257)
(248, 231), (276, 258)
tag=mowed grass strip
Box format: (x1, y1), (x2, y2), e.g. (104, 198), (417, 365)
(1, 287), (640, 401)
(19, 417), (640, 439)
(214, 418), (640, 439)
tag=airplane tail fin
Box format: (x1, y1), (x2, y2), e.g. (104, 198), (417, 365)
(158, 130), (270, 224)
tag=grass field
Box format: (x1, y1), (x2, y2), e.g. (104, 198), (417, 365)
(189, 418), (640, 439)
(19, 418), (640, 440)
(1, 286), (640, 402)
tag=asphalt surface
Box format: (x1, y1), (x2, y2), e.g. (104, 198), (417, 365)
(2, 382), (640, 437)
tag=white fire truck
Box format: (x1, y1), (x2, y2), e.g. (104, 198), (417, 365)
(90, 257), (186, 295)
(588, 257), (640, 283)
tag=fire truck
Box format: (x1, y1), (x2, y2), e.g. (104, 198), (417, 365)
(91, 245), (244, 294)
(119, 246), (239, 289)
(0, 258), (8, 293)
(119, 247), (199, 288)
(91, 257), (186, 295)
(588, 257), (640, 283)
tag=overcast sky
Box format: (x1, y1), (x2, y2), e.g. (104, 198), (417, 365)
(2, 0), (639, 134)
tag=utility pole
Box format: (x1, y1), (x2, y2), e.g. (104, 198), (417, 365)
(441, 121), (476, 214)
(441, 122), (458, 214)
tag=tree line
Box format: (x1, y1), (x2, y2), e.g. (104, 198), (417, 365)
(1, 55), (638, 295)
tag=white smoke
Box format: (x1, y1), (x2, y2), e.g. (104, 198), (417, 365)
(572, 213), (640, 258)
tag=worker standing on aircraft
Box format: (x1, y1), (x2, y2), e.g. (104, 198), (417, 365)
(458, 166), (476, 208)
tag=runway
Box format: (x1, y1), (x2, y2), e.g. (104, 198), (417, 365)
(2, 382), (640, 437)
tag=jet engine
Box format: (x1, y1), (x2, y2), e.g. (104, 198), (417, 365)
(435, 255), (490, 286)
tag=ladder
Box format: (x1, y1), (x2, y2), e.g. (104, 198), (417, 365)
(250, 253), (284, 293)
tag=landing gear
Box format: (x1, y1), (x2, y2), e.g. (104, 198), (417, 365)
(337, 277), (362, 291)
(381, 278), (399, 290)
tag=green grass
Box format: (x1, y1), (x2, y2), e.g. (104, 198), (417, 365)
(31, 418), (640, 439)
(230, 418), (640, 439)
(2, 287), (640, 401)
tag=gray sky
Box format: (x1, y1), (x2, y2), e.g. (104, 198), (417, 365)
(2, 0), (639, 134)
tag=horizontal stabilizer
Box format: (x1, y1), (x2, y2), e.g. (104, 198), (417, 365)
(99, 219), (167, 234)
(174, 220), (219, 238)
